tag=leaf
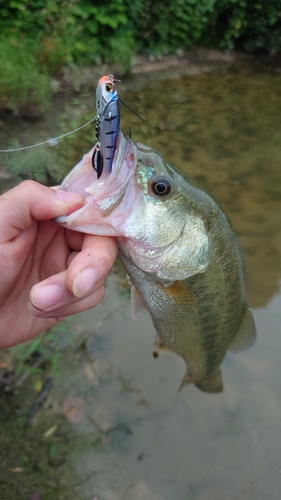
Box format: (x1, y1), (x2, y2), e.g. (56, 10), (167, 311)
(9, 1), (24, 10)
(33, 380), (43, 392)
(43, 424), (58, 438)
(85, 19), (98, 35)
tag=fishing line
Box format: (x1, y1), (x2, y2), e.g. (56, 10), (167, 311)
(0, 81), (144, 153)
(0, 93), (116, 153)
(119, 97), (144, 122)
(0, 114), (99, 153)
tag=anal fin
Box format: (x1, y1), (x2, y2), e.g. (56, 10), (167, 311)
(178, 371), (194, 392)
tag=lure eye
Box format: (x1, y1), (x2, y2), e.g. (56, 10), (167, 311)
(106, 82), (114, 92)
(151, 176), (171, 197)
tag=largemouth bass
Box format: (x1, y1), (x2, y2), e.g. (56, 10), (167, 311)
(56, 131), (256, 393)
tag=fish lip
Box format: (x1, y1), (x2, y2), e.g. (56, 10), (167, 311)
(86, 131), (130, 189)
(90, 132), (124, 185)
(58, 131), (130, 198)
(84, 135), (136, 218)
(55, 131), (137, 232)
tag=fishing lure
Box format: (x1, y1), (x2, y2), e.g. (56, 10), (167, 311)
(92, 74), (120, 179)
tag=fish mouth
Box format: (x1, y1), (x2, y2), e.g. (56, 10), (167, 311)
(55, 132), (138, 235)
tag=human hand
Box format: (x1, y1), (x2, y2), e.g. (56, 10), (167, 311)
(0, 181), (118, 348)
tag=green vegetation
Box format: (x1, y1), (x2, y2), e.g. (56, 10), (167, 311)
(5, 109), (96, 184)
(9, 319), (75, 380)
(205, 0), (281, 53)
(0, 0), (280, 115)
(0, 0), (135, 72)
(0, 40), (50, 116)
(125, 0), (217, 54)
(1, 0), (280, 61)
(0, 319), (84, 500)
(5, 144), (65, 184)
(128, 0), (281, 54)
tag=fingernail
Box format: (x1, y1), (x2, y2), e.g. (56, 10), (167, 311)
(56, 190), (84, 204)
(73, 269), (97, 298)
(31, 284), (64, 309)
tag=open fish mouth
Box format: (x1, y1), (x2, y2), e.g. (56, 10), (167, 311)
(55, 132), (137, 236)
(58, 132), (127, 197)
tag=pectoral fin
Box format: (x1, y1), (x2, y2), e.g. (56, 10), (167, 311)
(130, 284), (147, 319)
(228, 303), (256, 353)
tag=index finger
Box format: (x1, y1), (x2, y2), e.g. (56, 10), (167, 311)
(0, 181), (84, 241)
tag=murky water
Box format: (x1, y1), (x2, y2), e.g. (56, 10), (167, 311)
(1, 63), (281, 499)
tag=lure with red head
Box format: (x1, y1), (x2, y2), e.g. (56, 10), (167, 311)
(92, 74), (120, 180)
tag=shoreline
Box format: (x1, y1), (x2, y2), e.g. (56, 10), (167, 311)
(57, 48), (281, 94)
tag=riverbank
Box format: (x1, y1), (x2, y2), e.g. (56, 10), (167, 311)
(2, 48), (280, 116)
(52, 48), (281, 95)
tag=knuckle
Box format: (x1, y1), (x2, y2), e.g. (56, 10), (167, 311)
(18, 179), (38, 193)
(98, 248), (115, 273)
(12, 180), (41, 204)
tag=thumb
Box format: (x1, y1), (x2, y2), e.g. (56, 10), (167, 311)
(0, 180), (84, 241)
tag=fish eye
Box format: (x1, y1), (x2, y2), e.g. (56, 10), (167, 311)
(106, 83), (114, 92)
(151, 176), (171, 197)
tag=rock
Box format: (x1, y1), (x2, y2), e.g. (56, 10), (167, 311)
(50, 79), (61, 93)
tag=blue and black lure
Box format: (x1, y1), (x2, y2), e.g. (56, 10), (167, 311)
(92, 74), (144, 179)
(92, 74), (120, 179)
